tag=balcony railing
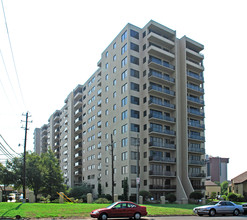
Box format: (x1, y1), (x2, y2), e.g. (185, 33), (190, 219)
(148, 71), (175, 83)
(189, 134), (205, 141)
(149, 85), (175, 96)
(188, 121), (204, 129)
(188, 147), (205, 154)
(188, 108), (204, 117)
(149, 141), (176, 150)
(149, 170), (176, 176)
(149, 99), (175, 110)
(189, 159), (205, 166)
(187, 96), (204, 105)
(148, 57), (175, 70)
(149, 113), (175, 123)
(149, 127), (176, 136)
(187, 71), (204, 81)
(149, 156), (176, 163)
(149, 185), (176, 190)
(187, 84), (204, 93)
(189, 173), (206, 178)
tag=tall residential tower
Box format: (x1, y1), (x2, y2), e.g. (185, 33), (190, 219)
(34, 20), (206, 202)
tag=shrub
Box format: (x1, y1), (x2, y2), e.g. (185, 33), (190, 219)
(166, 193), (176, 203)
(139, 191), (152, 201)
(221, 195), (227, 200)
(99, 194), (112, 201)
(95, 198), (110, 204)
(189, 191), (203, 200)
(227, 192), (238, 201)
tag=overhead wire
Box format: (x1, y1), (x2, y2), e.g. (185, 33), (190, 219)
(0, 142), (13, 160)
(1, 0), (26, 108)
(0, 134), (20, 155)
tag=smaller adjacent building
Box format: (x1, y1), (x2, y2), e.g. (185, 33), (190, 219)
(205, 180), (221, 198)
(231, 171), (247, 197)
(206, 155), (229, 183)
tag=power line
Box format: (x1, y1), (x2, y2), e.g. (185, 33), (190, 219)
(0, 142), (13, 160)
(1, 0), (26, 108)
(0, 134), (20, 155)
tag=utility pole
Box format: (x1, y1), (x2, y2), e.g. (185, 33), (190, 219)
(136, 135), (140, 204)
(22, 112), (31, 202)
(110, 134), (114, 202)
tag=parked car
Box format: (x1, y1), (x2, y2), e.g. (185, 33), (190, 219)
(90, 201), (147, 220)
(193, 201), (244, 216)
(242, 203), (247, 214)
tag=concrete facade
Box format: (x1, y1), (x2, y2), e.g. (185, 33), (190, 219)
(33, 20), (206, 201)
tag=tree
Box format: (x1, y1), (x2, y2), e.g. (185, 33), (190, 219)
(210, 192), (217, 199)
(40, 149), (66, 200)
(189, 191), (204, 200)
(139, 190), (151, 202)
(0, 162), (14, 201)
(68, 183), (92, 199)
(166, 193), (176, 203)
(26, 152), (43, 202)
(98, 183), (102, 197)
(221, 181), (229, 195)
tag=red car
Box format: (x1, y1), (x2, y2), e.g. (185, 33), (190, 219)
(90, 201), (148, 220)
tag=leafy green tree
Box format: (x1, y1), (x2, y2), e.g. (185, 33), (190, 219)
(139, 190), (151, 201)
(166, 193), (176, 203)
(189, 191), (204, 200)
(7, 156), (23, 189)
(0, 162), (14, 201)
(210, 191), (217, 199)
(221, 181), (229, 195)
(26, 152), (43, 202)
(68, 183), (92, 199)
(40, 149), (65, 200)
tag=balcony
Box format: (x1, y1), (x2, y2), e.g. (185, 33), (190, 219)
(147, 30), (175, 49)
(189, 159), (205, 166)
(148, 57), (175, 74)
(189, 173), (206, 178)
(97, 89), (102, 96)
(74, 143), (82, 150)
(192, 185), (205, 190)
(149, 99), (175, 111)
(148, 44), (175, 61)
(97, 100), (102, 106)
(74, 161), (82, 167)
(74, 152), (82, 158)
(186, 48), (204, 62)
(74, 108), (82, 118)
(149, 85), (175, 98)
(74, 134), (82, 143)
(187, 96), (204, 106)
(188, 121), (205, 130)
(149, 127), (176, 136)
(74, 170), (82, 176)
(186, 59), (204, 72)
(188, 134), (205, 141)
(149, 185), (176, 190)
(149, 156), (176, 163)
(187, 71), (204, 83)
(74, 99), (82, 109)
(74, 90), (82, 101)
(187, 83), (204, 95)
(75, 125), (82, 133)
(149, 170), (176, 177)
(74, 117), (82, 126)
(188, 108), (204, 118)
(188, 146), (205, 154)
(148, 71), (175, 85)
(149, 142), (176, 150)
(149, 113), (175, 123)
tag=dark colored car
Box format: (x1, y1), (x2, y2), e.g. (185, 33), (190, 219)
(90, 201), (148, 220)
(193, 201), (244, 216)
(242, 203), (247, 214)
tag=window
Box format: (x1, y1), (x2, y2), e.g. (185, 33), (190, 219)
(131, 179), (136, 188)
(121, 70), (127, 80)
(113, 55), (116, 61)
(143, 31), (146, 38)
(121, 124), (128, 134)
(105, 121), (108, 127)
(121, 96), (128, 107)
(131, 151), (138, 160)
(121, 138), (128, 147)
(113, 42), (116, 49)
(131, 82), (139, 92)
(121, 110), (128, 120)
(113, 116), (116, 123)
(131, 96), (139, 105)
(105, 86), (109, 92)
(143, 44), (146, 51)
(113, 91), (116, 98)
(105, 74), (108, 80)
(113, 67), (116, 73)
(131, 109), (139, 118)
(143, 83), (146, 90)
(105, 109), (109, 115)
(113, 104), (116, 110)
(130, 29), (139, 39)
(121, 43), (127, 55)
(130, 42), (139, 52)
(121, 83), (128, 94)
(131, 165), (137, 174)
(121, 57), (127, 67)
(130, 69), (139, 78)
(121, 30), (127, 42)
(105, 51), (108, 57)
(113, 79), (116, 86)
(130, 137), (140, 146)
(105, 63), (108, 69)
(105, 97), (108, 103)
(130, 55), (139, 65)
(121, 165), (128, 174)
(143, 57), (146, 63)
(121, 152), (128, 161)
(131, 123), (140, 132)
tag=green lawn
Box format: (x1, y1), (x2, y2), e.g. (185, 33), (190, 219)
(0, 202), (197, 218)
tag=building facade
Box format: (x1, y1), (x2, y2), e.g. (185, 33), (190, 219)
(34, 20), (206, 201)
(206, 156), (229, 183)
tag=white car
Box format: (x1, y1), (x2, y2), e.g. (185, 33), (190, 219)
(193, 201), (244, 216)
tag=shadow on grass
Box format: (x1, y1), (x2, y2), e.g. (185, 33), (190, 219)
(1, 203), (23, 217)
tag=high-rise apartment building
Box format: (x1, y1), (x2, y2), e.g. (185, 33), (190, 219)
(34, 20), (206, 202)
